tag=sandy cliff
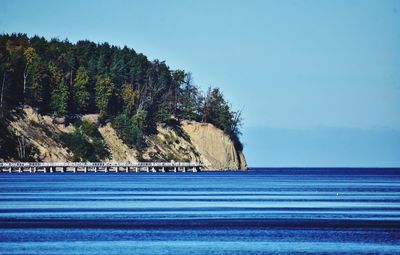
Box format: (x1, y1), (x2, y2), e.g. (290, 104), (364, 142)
(4, 106), (247, 170)
(181, 121), (247, 170)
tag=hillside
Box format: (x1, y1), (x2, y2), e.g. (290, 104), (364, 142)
(0, 34), (246, 169)
(2, 106), (246, 170)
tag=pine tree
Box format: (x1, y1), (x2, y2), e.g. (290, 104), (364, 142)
(23, 47), (43, 107)
(50, 80), (69, 116)
(74, 67), (90, 112)
(95, 74), (114, 112)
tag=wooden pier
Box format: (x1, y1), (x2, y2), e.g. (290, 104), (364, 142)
(0, 162), (203, 173)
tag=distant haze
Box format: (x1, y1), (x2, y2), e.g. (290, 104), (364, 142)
(1, 0), (399, 167)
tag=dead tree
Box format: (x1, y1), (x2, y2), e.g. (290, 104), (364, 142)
(17, 136), (28, 160)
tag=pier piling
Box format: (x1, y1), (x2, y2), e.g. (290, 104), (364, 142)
(0, 162), (203, 173)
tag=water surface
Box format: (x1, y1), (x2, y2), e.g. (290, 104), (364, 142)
(0, 168), (399, 254)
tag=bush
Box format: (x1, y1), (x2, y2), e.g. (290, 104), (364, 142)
(112, 114), (145, 151)
(92, 137), (109, 159)
(0, 122), (18, 160)
(59, 121), (110, 161)
(60, 131), (96, 161)
(80, 120), (101, 138)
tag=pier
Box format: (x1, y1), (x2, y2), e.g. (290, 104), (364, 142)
(0, 162), (203, 173)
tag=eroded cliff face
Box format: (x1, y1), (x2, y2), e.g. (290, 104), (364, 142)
(5, 106), (247, 170)
(181, 121), (247, 170)
(8, 106), (74, 161)
(98, 123), (139, 162)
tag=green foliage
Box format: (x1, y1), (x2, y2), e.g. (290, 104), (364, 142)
(95, 74), (114, 112)
(0, 33), (244, 151)
(50, 80), (69, 116)
(0, 121), (18, 159)
(47, 61), (62, 87)
(121, 83), (138, 115)
(60, 120), (109, 161)
(178, 72), (202, 121)
(23, 47), (38, 66)
(24, 47), (45, 108)
(74, 67), (90, 112)
(112, 114), (144, 151)
(60, 131), (95, 161)
(202, 87), (243, 150)
(80, 119), (101, 138)
(132, 109), (147, 130)
(91, 137), (110, 159)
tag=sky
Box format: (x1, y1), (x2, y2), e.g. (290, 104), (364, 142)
(1, 0), (399, 167)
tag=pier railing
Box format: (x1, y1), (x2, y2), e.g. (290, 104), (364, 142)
(0, 162), (203, 173)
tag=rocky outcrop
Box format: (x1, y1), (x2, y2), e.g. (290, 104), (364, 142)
(5, 106), (247, 170)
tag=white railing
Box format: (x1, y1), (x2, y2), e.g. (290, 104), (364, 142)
(0, 162), (203, 168)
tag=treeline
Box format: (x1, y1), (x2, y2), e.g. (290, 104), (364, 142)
(0, 33), (243, 150)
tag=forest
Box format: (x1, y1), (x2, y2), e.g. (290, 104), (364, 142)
(0, 33), (243, 158)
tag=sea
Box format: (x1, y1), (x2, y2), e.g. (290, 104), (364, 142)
(0, 168), (399, 255)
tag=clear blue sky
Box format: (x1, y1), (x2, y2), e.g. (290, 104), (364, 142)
(1, 0), (399, 167)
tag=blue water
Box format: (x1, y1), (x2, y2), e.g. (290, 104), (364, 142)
(0, 168), (399, 254)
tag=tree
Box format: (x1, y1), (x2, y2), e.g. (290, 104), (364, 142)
(132, 109), (147, 130)
(171, 69), (185, 115)
(74, 67), (90, 112)
(110, 50), (126, 86)
(0, 50), (12, 117)
(0, 64), (7, 117)
(47, 61), (62, 87)
(50, 80), (69, 116)
(17, 136), (29, 160)
(95, 74), (114, 112)
(97, 42), (111, 75)
(0, 34), (244, 150)
(23, 47), (39, 100)
(121, 83), (138, 115)
(200, 86), (243, 149)
(4, 35), (28, 106)
(178, 72), (202, 121)
(202, 87), (233, 132)
(28, 59), (45, 108)
(112, 113), (144, 151)
(64, 46), (76, 89)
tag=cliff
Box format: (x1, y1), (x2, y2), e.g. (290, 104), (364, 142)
(2, 106), (247, 170)
(181, 121), (247, 170)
